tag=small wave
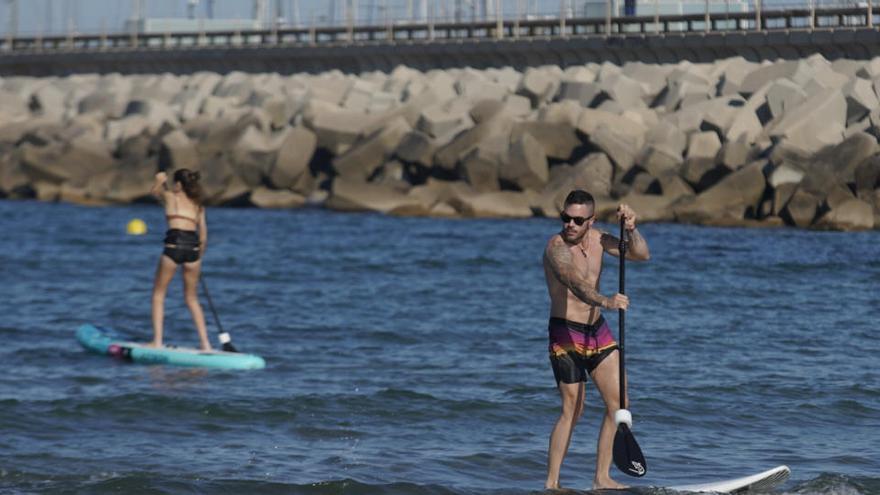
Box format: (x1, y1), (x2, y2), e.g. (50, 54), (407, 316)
(784, 473), (880, 495)
(1, 471), (486, 495)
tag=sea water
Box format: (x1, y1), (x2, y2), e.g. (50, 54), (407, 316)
(1, 200), (877, 494)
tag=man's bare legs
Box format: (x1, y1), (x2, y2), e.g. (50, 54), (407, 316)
(182, 260), (212, 351)
(150, 255), (178, 347)
(590, 350), (628, 490)
(546, 381), (585, 489)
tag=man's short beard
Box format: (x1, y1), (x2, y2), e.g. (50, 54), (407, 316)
(562, 226), (587, 244)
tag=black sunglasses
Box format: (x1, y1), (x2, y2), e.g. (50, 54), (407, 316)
(560, 213), (594, 226)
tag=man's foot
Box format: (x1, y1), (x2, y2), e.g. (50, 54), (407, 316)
(544, 479), (564, 490)
(145, 340), (163, 348)
(592, 477), (628, 490)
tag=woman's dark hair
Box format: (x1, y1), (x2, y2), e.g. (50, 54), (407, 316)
(173, 168), (204, 205)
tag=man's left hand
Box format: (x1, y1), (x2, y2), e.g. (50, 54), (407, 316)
(617, 204), (637, 231)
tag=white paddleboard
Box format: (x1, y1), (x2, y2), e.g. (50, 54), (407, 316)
(668, 465), (791, 493)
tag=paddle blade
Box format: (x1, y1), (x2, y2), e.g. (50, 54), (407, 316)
(221, 342), (239, 353)
(613, 424), (647, 477)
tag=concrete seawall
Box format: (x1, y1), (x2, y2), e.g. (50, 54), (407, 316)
(2, 54), (879, 231)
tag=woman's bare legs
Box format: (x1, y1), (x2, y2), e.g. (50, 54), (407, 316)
(150, 255), (178, 347)
(182, 259), (212, 351)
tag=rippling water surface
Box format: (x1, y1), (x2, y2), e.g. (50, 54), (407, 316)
(1, 200), (878, 494)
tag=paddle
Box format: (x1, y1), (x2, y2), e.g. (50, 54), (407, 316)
(612, 217), (647, 477)
(200, 276), (239, 353)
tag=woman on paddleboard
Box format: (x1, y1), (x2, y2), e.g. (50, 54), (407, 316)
(149, 169), (212, 351)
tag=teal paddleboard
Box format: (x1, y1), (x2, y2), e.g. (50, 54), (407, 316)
(76, 324), (266, 370)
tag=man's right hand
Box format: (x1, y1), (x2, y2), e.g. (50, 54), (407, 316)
(605, 293), (629, 310)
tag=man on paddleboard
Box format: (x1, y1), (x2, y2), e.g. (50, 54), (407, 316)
(542, 190), (650, 490)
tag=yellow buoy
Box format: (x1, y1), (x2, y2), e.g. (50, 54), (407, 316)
(126, 218), (147, 235)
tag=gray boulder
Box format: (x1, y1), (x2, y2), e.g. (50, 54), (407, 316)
(395, 130), (437, 167)
(681, 131), (722, 188)
(674, 161), (766, 224)
(814, 198), (875, 231)
(501, 132), (549, 191)
(159, 129), (200, 172)
(452, 190), (534, 218)
(249, 187), (306, 209)
(769, 88), (847, 153)
(326, 177), (427, 215)
(512, 121), (581, 161)
(271, 127), (317, 189)
(333, 117), (411, 180)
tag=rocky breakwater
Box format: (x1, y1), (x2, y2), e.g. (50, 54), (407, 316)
(1, 54), (879, 231)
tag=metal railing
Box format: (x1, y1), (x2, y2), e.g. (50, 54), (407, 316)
(1, 4), (878, 54)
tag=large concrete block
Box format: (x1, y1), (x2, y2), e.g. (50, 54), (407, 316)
(768, 163), (805, 188)
(538, 100), (583, 127)
(249, 186), (306, 209)
(435, 114), (514, 171)
(326, 177), (426, 214)
(460, 138), (503, 192)
(501, 94), (533, 118)
(308, 75), (354, 106)
(395, 130), (437, 167)
(717, 136), (753, 171)
(842, 78), (880, 126)
(674, 161), (767, 224)
(501, 132), (549, 191)
(682, 131), (723, 188)
(740, 59), (815, 95)
(768, 88), (847, 153)
(416, 99), (475, 140)
(518, 67), (560, 107)
(782, 187), (821, 227)
(77, 91), (127, 118)
(617, 192), (677, 223)
(30, 84), (65, 122)
(333, 117), (411, 180)
(303, 102), (371, 155)
(537, 153), (615, 215)
(621, 62), (672, 101)
(587, 123), (644, 174)
(212, 71), (257, 104)
(656, 174), (695, 203)
(558, 81), (603, 107)
(562, 65), (597, 84)
(133, 74), (184, 103)
(230, 126), (289, 187)
(512, 121), (581, 162)
(854, 155), (880, 199)
(598, 72), (647, 109)
(199, 95), (240, 120)
(814, 198), (875, 231)
(451, 190), (533, 218)
(159, 129), (200, 172)
(714, 56), (761, 95)
(124, 99), (181, 134)
(766, 79), (807, 121)
(455, 70), (510, 102)
(638, 143), (682, 179)
(271, 127), (317, 189)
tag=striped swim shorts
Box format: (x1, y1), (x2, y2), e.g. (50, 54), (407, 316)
(548, 316), (618, 384)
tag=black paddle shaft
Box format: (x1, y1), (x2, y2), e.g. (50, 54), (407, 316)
(611, 216), (647, 478)
(200, 276), (238, 353)
(618, 218), (627, 410)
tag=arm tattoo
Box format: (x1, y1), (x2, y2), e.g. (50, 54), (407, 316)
(545, 243), (609, 308)
(626, 227), (650, 260)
